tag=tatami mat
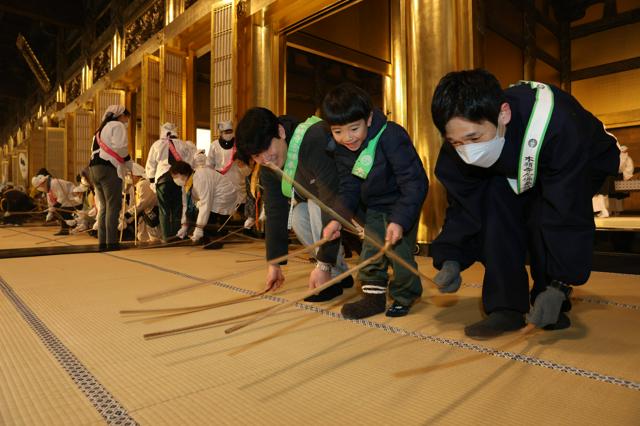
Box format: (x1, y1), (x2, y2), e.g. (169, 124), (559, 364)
(0, 225), (97, 250)
(0, 227), (638, 425)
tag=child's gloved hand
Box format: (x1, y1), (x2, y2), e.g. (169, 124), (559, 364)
(434, 260), (462, 293)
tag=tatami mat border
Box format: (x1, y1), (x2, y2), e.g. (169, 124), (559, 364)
(0, 275), (139, 425)
(106, 253), (640, 392)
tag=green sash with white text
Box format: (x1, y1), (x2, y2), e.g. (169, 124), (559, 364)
(352, 124), (387, 179)
(507, 81), (554, 194)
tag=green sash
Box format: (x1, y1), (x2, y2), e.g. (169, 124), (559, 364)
(352, 123), (387, 179)
(281, 116), (322, 198)
(507, 81), (554, 194)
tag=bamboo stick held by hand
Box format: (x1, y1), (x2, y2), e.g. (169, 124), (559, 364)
(224, 243), (391, 335)
(265, 163), (437, 287)
(135, 236), (330, 303)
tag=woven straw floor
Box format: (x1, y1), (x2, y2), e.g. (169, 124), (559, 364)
(0, 226), (638, 425)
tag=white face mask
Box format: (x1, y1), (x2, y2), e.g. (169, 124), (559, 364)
(221, 133), (234, 142)
(455, 124), (505, 168)
(173, 176), (187, 187)
(37, 185), (47, 192)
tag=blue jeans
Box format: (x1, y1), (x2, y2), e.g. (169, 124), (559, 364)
(291, 200), (347, 277)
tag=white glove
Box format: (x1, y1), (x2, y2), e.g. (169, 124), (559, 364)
(46, 210), (54, 222)
(259, 207), (266, 222)
(176, 224), (189, 239)
(65, 219), (77, 227)
(118, 219), (125, 231)
(243, 217), (255, 229)
(191, 227), (204, 242)
(619, 148), (634, 180)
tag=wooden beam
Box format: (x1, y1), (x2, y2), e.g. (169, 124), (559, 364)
(571, 56), (640, 81)
(559, 20), (571, 92)
(533, 7), (560, 36)
(0, 1), (82, 28)
(523, 0), (536, 80)
(505, 0), (560, 36)
(535, 47), (561, 70)
(487, 19), (560, 71)
(571, 8), (640, 39)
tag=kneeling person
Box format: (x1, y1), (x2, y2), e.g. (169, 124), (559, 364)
(170, 157), (239, 248)
(235, 107), (351, 301)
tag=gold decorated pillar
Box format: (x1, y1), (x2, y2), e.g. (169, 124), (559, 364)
(405, 0), (475, 243)
(385, 0), (408, 127)
(250, 9), (278, 110)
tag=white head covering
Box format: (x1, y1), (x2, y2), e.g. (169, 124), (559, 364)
(102, 105), (126, 122)
(31, 174), (47, 188)
(218, 121), (233, 132)
(161, 122), (179, 138)
(131, 162), (146, 178)
(193, 150), (208, 167)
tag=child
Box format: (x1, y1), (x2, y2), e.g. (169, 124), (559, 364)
(322, 83), (428, 319)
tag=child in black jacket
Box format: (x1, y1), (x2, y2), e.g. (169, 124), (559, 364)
(322, 83), (428, 319)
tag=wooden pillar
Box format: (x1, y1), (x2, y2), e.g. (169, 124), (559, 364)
(523, 0), (537, 81)
(559, 20), (571, 92)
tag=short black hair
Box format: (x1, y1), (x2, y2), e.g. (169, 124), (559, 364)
(431, 69), (505, 136)
(235, 107), (280, 164)
(36, 167), (51, 177)
(321, 83), (372, 125)
(169, 161), (193, 176)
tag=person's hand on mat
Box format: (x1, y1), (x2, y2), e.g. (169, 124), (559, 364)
(526, 284), (567, 328)
(309, 267), (331, 290)
(322, 220), (341, 241)
(190, 227), (203, 243)
(434, 260), (462, 293)
(385, 222), (403, 245)
(266, 264), (285, 291)
(176, 224), (189, 239)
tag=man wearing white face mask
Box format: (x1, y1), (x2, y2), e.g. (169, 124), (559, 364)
(145, 122), (197, 242)
(430, 69), (620, 339)
(207, 120), (252, 218)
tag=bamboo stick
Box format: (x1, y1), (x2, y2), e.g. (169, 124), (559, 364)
(265, 163), (437, 287)
(135, 237), (330, 302)
(144, 306), (271, 339)
(224, 243), (390, 335)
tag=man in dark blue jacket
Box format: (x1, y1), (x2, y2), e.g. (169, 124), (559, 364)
(430, 69), (620, 339)
(322, 83), (428, 319)
(235, 107), (352, 301)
